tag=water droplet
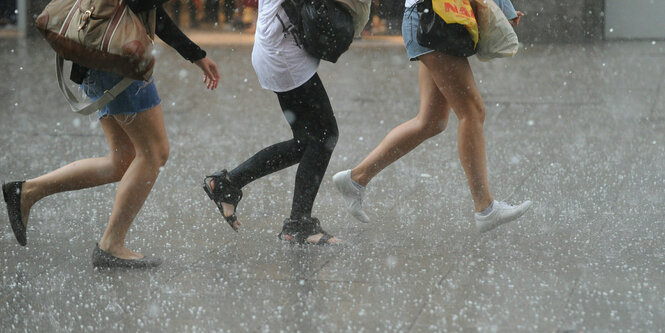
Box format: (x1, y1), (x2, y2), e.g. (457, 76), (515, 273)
(284, 110), (296, 124)
(386, 255), (398, 268)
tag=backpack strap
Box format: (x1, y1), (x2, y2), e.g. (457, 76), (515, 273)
(56, 55), (133, 115)
(276, 12), (303, 48)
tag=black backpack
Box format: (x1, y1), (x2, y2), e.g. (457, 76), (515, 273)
(280, 0), (354, 63)
(416, 0), (477, 57)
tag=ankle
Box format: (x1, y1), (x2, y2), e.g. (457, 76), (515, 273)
(350, 169), (370, 187)
(477, 200), (495, 216)
(475, 197), (494, 213)
(20, 180), (39, 207)
(97, 238), (124, 253)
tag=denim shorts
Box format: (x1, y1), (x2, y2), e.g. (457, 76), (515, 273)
(81, 70), (161, 119)
(402, 5), (435, 61)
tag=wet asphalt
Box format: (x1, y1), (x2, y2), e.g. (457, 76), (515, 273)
(1, 33), (665, 331)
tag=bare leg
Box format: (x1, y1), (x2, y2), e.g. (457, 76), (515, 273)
(98, 107), (169, 259)
(351, 62), (451, 187)
(419, 52), (493, 212)
(19, 116), (136, 227)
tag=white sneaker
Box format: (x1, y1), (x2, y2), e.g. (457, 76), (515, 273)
(332, 170), (371, 223)
(475, 200), (532, 233)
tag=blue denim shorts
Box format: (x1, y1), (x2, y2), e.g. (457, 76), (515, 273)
(81, 70), (161, 119)
(402, 5), (435, 61)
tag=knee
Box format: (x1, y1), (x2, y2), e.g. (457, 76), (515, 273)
(296, 124), (338, 154)
(141, 142), (169, 168)
(109, 150), (135, 181)
(153, 143), (170, 167)
(323, 128), (339, 152)
(419, 117), (448, 138)
(457, 100), (486, 124)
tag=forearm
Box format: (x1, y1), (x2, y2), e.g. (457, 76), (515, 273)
(155, 6), (207, 62)
(127, 0), (169, 13)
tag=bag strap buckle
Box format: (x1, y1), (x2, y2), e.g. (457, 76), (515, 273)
(78, 7), (95, 31)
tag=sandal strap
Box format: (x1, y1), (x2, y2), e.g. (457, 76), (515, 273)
(280, 217), (333, 244)
(205, 169), (242, 206)
(225, 213), (237, 224)
(315, 232), (332, 245)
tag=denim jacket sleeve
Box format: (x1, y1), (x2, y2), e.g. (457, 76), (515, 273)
(492, 0), (518, 20)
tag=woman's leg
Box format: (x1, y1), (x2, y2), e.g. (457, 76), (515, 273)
(280, 75), (339, 221)
(419, 52), (493, 212)
(97, 106), (169, 259)
(220, 74), (338, 220)
(18, 116), (136, 227)
(351, 62), (452, 187)
(278, 74), (340, 244)
(215, 74), (339, 243)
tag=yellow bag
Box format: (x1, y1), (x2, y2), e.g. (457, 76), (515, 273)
(432, 0), (479, 47)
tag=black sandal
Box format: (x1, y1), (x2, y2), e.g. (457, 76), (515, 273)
(2, 181), (27, 246)
(203, 169), (243, 231)
(278, 217), (337, 245)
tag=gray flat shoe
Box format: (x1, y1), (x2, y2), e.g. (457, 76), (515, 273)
(92, 244), (162, 269)
(3, 181), (27, 246)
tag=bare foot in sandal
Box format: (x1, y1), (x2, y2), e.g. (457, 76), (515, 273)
(202, 170), (243, 231)
(278, 217), (341, 245)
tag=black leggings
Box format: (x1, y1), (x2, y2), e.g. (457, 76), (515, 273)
(228, 74), (338, 219)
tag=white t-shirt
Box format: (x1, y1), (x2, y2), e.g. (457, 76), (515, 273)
(251, 0), (320, 92)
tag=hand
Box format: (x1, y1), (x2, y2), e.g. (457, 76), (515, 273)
(194, 57), (220, 90)
(511, 11), (524, 27)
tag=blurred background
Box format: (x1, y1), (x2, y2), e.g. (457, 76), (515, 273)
(2, 0), (665, 42)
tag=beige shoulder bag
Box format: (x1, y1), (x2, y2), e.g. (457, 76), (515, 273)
(35, 0), (156, 115)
